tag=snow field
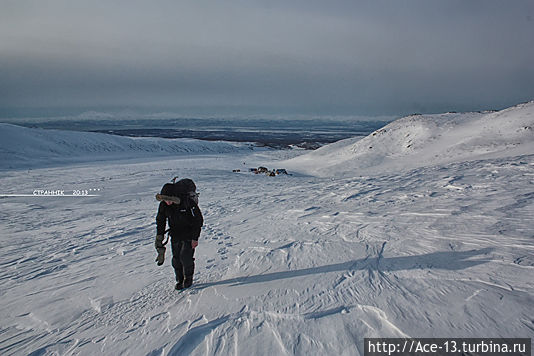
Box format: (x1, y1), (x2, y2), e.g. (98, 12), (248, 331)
(0, 123), (251, 170)
(1, 150), (533, 355)
(1, 101), (533, 354)
(287, 101), (534, 177)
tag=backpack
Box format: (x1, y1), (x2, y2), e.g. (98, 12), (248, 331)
(168, 177), (202, 232)
(156, 177), (199, 205)
(172, 177), (199, 206)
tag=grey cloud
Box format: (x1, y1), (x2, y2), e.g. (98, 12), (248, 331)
(1, 0), (533, 116)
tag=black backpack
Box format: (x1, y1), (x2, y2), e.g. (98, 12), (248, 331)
(156, 177), (199, 206)
(173, 178), (198, 206)
(169, 178), (202, 230)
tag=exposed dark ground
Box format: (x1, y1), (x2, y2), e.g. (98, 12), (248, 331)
(90, 128), (371, 149)
(5, 117), (391, 149)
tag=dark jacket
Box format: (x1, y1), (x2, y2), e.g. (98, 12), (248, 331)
(156, 199), (203, 241)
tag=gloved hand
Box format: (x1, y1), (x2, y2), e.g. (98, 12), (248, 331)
(155, 234), (165, 249)
(155, 247), (165, 266)
(155, 235), (165, 266)
(191, 240), (199, 249)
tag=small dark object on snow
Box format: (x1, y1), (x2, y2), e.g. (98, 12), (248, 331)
(232, 169), (241, 172)
(275, 169), (288, 175)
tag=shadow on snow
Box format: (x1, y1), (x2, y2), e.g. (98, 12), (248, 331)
(194, 248), (493, 290)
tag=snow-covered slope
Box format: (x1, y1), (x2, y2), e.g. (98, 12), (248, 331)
(287, 101), (534, 177)
(0, 123), (249, 170)
(0, 103), (533, 355)
(0, 150), (533, 355)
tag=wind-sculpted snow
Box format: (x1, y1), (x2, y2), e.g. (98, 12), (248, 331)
(0, 102), (533, 355)
(0, 147), (533, 355)
(0, 123), (249, 170)
(287, 101), (534, 177)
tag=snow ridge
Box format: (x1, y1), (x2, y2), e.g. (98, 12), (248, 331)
(0, 123), (249, 170)
(287, 101), (534, 177)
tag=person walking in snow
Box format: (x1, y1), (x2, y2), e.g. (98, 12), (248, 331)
(155, 179), (203, 290)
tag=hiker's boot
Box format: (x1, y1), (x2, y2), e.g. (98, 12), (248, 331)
(172, 257), (184, 283)
(175, 282), (184, 290)
(183, 276), (193, 288)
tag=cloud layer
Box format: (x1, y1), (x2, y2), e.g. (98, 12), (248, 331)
(1, 0), (533, 116)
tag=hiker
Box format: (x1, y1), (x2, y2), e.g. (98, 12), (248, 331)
(155, 179), (203, 290)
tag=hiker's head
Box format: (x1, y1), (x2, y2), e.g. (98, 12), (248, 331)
(160, 183), (177, 205)
(160, 183), (175, 196)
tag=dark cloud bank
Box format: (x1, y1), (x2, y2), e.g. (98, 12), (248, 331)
(1, 0), (533, 118)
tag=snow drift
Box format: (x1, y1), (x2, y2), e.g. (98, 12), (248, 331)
(1, 103), (533, 354)
(287, 101), (534, 177)
(0, 123), (249, 170)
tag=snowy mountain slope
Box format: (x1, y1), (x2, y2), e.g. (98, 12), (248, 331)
(0, 148), (533, 355)
(0, 102), (533, 355)
(286, 101), (534, 177)
(0, 123), (250, 170)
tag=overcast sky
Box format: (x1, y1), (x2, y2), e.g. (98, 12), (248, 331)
(1, 0), (533, 117)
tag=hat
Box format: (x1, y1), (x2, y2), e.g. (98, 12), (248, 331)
(155, 183), (181, 203)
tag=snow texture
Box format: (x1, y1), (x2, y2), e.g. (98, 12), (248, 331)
(0, 123), (250, 170)
(0, 102), (533, 355)
(286, 101), (534, 177)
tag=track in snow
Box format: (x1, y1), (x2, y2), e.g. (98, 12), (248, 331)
(1, 151), (533, 355)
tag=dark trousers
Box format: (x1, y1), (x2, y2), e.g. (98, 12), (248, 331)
(171, 240), (195, 283)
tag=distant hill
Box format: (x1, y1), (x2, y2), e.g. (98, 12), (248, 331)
(286, 101), (534, 177)
(0, 123), (249, 170)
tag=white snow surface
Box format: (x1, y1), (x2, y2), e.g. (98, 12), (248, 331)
(286, 101), (534, 177)
(0, 103), (533, 355)
(0, 123), (249, 170)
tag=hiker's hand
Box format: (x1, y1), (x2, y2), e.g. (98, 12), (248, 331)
(191, 240), (198, 249)
(155, 235), (164, 250)
(155, 247), (165, 266)
(155, 235), (166, 266)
